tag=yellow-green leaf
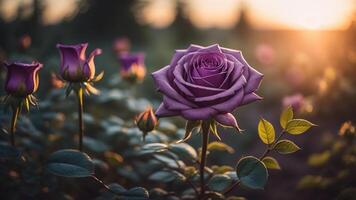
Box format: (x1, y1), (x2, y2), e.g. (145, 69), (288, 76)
(285, 119), (316, 135)
(274, 140), (301, 154)
(280, 106), (293, 129)
(208, 141), (235, 154)
(258, 118), (275, 144)
(262, 156), (281, 170)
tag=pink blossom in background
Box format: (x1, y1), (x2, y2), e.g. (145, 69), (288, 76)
(113, 37), (131, 56)
(282, 93), (305, 112)
(255, 43), (275, 66)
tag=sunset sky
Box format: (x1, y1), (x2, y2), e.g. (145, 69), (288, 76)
(0, 0), (355, 30)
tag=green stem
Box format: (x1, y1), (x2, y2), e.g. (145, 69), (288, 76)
(77, 87), (84, 151)
(10, 103), (21, 147)
(259, 131), (285, 160)
(199, 121), (210, 199)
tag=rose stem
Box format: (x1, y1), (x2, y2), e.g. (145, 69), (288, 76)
(10, 103), (21, 147)
(199, 121), (210, 199)
(77, 87), (84, 151)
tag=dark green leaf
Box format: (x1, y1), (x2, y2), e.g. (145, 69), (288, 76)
(169, 143), (197, 161)
(149, 170), (186, 183)
(46, 149), (94, 177)
(0, 142), (21, 159)
(236, 156), (268, 189)
(207, 174), (233, 192)
(83, 136), (109, 153)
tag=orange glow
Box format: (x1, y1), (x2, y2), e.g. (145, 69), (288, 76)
(136, 0), (176, 28)
(248, 0), (355, 30)
(184, 0), (241, 29)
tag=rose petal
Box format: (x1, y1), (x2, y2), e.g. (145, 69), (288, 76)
(193, 76), (246, 102)
(83, 48), (102, 80)
(155, 103), (180, 118)
(197, 44), (222, 53)
(152, 65), (197, 107)
(163, 96), (192, 110)
(214, 113), (241, 131)
(221, 47), (263, 93)
(241, 92), (263, 105)
(244, 67), (264, 93)
(181, 107), (218, 120)
(212, 89), (244, 113)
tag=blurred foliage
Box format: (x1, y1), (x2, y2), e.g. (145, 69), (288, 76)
(297, 121), (356, 200)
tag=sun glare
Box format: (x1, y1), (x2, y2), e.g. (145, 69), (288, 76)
(248, 0), (355, 30)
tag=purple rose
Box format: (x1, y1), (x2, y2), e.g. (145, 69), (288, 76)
(152, 44), (263, 128)
(4, 62), (42, 97)
(57, 43), (102, 82)
(118, 53), (146, 82)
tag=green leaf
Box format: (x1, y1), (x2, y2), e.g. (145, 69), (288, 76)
(208, 141), (235, 154)
(236, 156), (268, 189)
(207, 174), (233, 192)
(168, 143), (197, 161)
(149, 170), (186, 183)
(274, 140), (301, 154)
(0, 142), (21, 159)
(139, 143), (168, 155)
(280, 106), (293, 129)
(308, 151), (330, 167)
(285, 119), (316, 135)
(262, 156), (281, 170)
(83, 136), (109, 153)
(178, 120), (201, 143)
(46, 149), (94, 178)
(258, 118), (275, 144)
(124, 187), (149, 199)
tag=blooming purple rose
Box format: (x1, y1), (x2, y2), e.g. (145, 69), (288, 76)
(4, 62), (42, 97)
(57, 43), (102, 82)
(118, 53), (146, 82)
(152, 44), (263, 128)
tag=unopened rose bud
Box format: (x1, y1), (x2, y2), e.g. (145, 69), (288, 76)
(112, 37), (131, 55)
(18, 34), (31, 51)
(4, 62), (42, 97)
(118, 53), (146, 83)
(135, 107), (158, 141)
(51, 73), (65, 89)
(57, 43), (102, 82)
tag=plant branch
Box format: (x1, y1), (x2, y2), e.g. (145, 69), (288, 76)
(223, 180), (240, 195)
(77, 87), (84, 151)
(199, 121), (210, 199)
(10, 102), (21, 147)
(91, 176), (146, 198)
(259, 130), (286, 160)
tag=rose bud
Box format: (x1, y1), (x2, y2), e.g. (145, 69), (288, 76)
(118, 53), (146, 83)
(112, 37), (131, 55)
(57, 43), (102, 82)
(18, 34), (31, 51)
(135, 107), (158, 141)
(50, 72), (65, 89)
(152, 44), (263, 133)
(282, 93), (305, 113)
(4, 62), (42, 97)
